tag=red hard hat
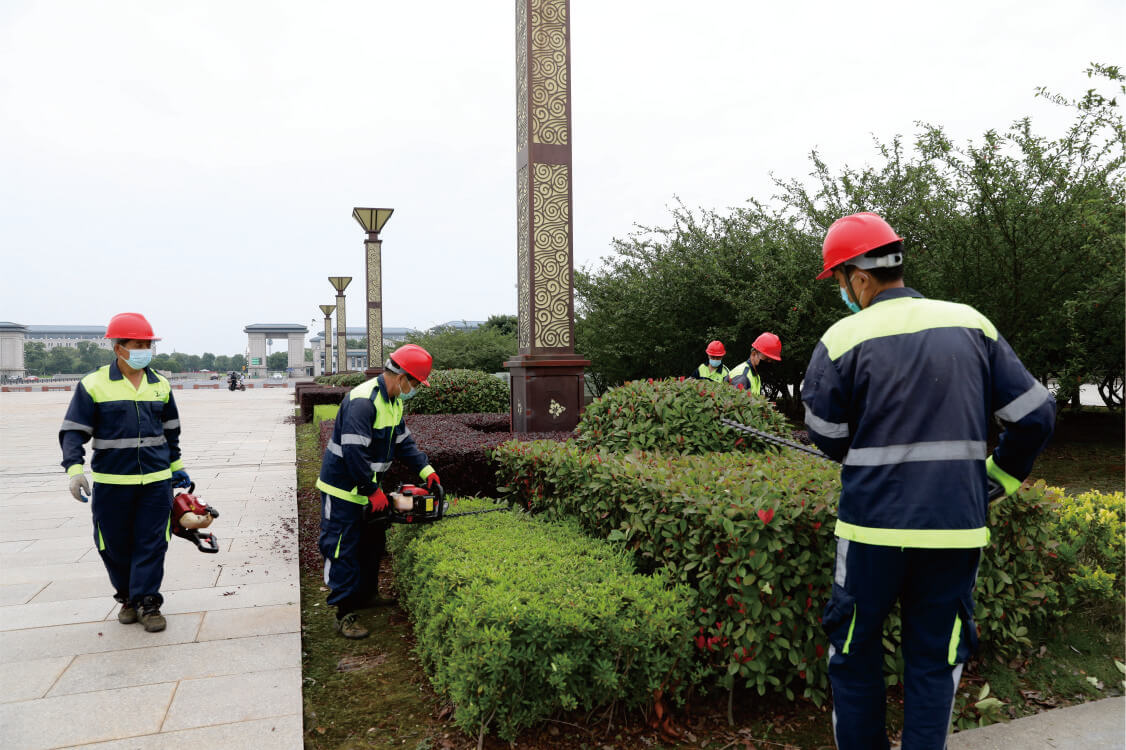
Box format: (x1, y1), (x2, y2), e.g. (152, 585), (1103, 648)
(104, 312), (160, 341)
(752, 332), (782, 361)
(388, 344), (433, 386)
(817, 213), (903, 279)
(705, 340), (726, 357)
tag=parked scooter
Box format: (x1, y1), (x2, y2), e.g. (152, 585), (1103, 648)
(227, 372), (246, 391)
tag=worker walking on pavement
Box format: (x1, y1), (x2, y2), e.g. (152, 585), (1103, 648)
(59, 313), (191, 633)
(692, 340), (730, 383)
(316, 344), (443, 639)
(727, 332), (781, 395)
(802, 213), (1054, 749)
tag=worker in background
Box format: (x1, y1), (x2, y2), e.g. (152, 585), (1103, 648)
(802, 213), (1054, 749)
(692, 340), (730, 383)
(59, 312), (191, 633)
(727, 332), (781, 395)
(316, 344), (443, 639)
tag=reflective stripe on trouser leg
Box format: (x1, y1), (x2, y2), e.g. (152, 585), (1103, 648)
(318, 493), (365, 609)
(899, 547), (981, 749)
(128, 480), (173, 606)
(91, 483), (132, 602)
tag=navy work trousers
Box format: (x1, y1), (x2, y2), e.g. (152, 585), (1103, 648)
(91, 481), (173, 607)
(319, 493), (387, 615)
(822, 539), (981, 750)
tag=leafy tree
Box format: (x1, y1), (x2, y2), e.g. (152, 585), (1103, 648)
(481, 314), (518, 337)
(578, 65), (1124, 411)
(405, 322), (516, 373)
(267, 351), (289, 371)
(23, 341), (46, 375)
(200, 352), (216, 370)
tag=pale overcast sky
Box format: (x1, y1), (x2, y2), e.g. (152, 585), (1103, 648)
(1, 1), (1120, 355)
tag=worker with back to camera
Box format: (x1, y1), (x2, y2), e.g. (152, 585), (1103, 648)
(801, 212), (1055, 749)
(727, 332), (781, 395)
(692, 340), (730, 383)
(315, 344), (443, 639)
(59, 312), (191, 633)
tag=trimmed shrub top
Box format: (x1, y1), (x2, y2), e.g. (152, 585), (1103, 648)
(387, 501), (692, 742)
(314, 373), (367, 387)
(407, 369), (508, 415)
(575, 377), (791, 454)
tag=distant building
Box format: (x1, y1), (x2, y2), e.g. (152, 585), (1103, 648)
(432, 320), (485, 332)
(25, 325), (112, 351)
(309, 326), (415, 376)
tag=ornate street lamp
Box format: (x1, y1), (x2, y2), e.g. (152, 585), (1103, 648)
(352, 207), (394, 377)
(319, 304), (336, 375)
(328, 277), (352, 373)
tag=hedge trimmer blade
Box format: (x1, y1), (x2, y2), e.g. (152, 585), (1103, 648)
(719, 418), (834, 462)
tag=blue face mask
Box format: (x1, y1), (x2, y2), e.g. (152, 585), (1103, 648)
(840, 286), (861, 314)
(709, 358), (723, 368)
(399, 378), (418, 401)
(122, 348), (153, 369)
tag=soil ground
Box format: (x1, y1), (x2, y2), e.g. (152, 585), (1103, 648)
(296, 410), (1124, 749)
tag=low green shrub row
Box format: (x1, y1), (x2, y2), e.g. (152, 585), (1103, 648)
(387, 498), (693, 743)
(574, 377), (791, 454)
(1048, 487), (1125, 620)
(492, 441), (1091, 705)
(314, 372), (367, 387)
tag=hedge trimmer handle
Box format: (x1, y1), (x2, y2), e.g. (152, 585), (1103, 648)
(987, 478), (1006, 503)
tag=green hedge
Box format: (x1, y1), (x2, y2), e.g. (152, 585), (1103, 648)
(406, 369), (508, 415)
(387, 498), (692, 742)
(313, 373), (367, 387)
(493, 441), (1078, 705)
(575, 377), (791, 454)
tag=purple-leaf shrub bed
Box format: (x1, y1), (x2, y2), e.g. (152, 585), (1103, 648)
(317, 413), (568, 498)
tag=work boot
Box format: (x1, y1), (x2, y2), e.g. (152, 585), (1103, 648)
(335, 612), (369, 639)
(117, 603), (138, 624)
(139, 596), (166, 633)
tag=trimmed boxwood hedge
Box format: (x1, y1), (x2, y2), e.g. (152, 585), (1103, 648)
(387, 499), (693, 743)
(493, 440), (1079, 706)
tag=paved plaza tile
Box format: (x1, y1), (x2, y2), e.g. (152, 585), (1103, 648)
(0, 389), (303, 749)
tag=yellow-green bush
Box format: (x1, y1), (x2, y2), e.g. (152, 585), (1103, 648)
(1048, 488), (1125, 619)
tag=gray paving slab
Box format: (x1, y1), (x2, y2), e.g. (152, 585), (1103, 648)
(0, 389), (302, 747)
(946, 696), (1126, 750)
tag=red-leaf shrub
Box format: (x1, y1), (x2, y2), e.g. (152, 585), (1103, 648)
(494, 440), (1075, 706)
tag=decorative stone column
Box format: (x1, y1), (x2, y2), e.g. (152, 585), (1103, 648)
(504, 0), (589, 433)
(319, 305), (335, 376)
(352, 208), (394, 377)
(328, 277), (351, 373)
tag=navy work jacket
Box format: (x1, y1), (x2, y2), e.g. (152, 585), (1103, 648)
(801, 288), (1054, 548)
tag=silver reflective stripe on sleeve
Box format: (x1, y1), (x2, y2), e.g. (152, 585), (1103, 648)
(91, 436), (168, 450)
(60, 420), (93, 434)
(994, 382), (1050, 423)
(805, 405), (850, 439)
(341, 433), (372, 447)
(395, 428), (411, 443)
(327, 441), (343, 457)
(163, 419), (180, 430)
(370, 461), (392, 473)
(843, 440), (985, 466)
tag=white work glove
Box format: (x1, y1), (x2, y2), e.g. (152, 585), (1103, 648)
(69, 474), (91, 503)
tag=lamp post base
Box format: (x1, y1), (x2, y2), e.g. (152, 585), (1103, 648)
(504, 354), (590, 433)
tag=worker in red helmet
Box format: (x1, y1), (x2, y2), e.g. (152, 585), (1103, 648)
(727, 332), (781, 395)
(802, 213), (1055, 749)
(316, 343), (441, 639)
(58, 313), (189, 633)
(692, 340), (729, 383)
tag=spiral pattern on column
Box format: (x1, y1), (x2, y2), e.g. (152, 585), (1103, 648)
(530, 0), (567, 145)
(517, 165), (531, 350)
(532, 163), (571, 348)
(516, 0), (528, 150)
